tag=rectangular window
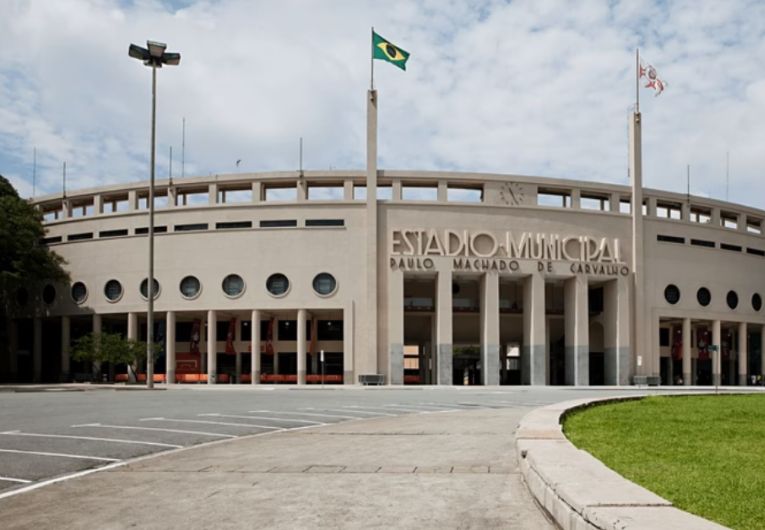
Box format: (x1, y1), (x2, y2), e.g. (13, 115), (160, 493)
(277, 320), (312, 341)
(135, 226), (168, 234)
(103, 199), (129, 213)
(176, 322), (192, 342)
(175, 223), (208, 232)
(537, 191), (568, 208)
(240, 321), (251, 341)
(260, 219), (297, 228)
(68, 232), (93, 241)
(308, 186), (344, 200)
(691, 239), (715, 248)
(660, 328), (670, 347)
(264, 187), (297, 201)
(747, 247), (765, 257)
(216, 321), (230, 342)
(657, 235), (685, 244)
(620, 200), (631, 214)
(99, 229), (129, 238)
(720, 243), (742, 252)
(317, 320), (343, 341)
(402, 186), (437, 201)
(216, 221), (252, 230)
(447, 186), (482, 203)
(71, 204), (94, 218)
(305, 219), (344, 227)
(580, 196), (606, 211)
(41, 236), (62, 245)
(219, 189), (252, 203)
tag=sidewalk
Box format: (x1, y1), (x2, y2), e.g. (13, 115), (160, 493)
(0, 407), (554, 529)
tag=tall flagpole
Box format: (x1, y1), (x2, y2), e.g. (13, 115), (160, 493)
(370, 27), (375, 90)
(630, 51), (646, 383)
(635, 48), (640, 113)
(366, 28), (380, 383)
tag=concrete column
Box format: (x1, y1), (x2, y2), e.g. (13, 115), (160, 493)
(252, 181), (262, 202)
(681, 202), (690, 222)
(297, 177), (308, 202)
(128, 190), (137, 211)
(166, 311), (176, 384)
(60, 199), (70, 219)
(523, 274), (546, 385)
(251, 310), (260, 384)
(682, 317), (691, 386)
(564, 275), (589, 386)
(207, 309), (216, 384)
(61, 316), (71, 381)
(391, 180), (402, 201)
(388, 268), (404, 385)
(604, 278), (630, 385)
(167, 186), (176, 208)
(437, 181), (448, 202)
(712, 319), (721, 386)
(569, 188), (580, 209)
(737, 213), (747, 233)
(436, 269), (453, 385)
(343, 180), (354, 200)
(92, 314), (102, 382)
(33, 316), (42, 383)
(738, 322), (748, 386)
(208, 183), (218, 205)
(93, 194), (103, 215)
(480, 272), (500, 385)
(609, 193), (620, 213)
(343, 302), (354, 385)
(711, 208), (721, 227)
(297, 309), (307, 384)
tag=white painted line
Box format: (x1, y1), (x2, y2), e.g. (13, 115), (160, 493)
(340, 406), (396, 416)
(0, 431), (182, 449)
(384, 404), (453, 411)
(301, 407), (388, 416)
(0, 476), (32, 484)
(73, 423), (235, 439)
(248, 410), (359, 420)
(344, 405), (414, 413)
(199, 413), (324, 425)
(140, 418), (281, 430)
(0, 448), (120, 462)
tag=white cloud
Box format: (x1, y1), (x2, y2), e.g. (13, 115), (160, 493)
(0, 0), (763, 210)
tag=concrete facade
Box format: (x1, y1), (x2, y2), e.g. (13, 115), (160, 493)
(4, 110), (765, 386)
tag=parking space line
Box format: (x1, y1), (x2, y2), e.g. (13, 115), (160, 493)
(247, 410), (359, 420)
(343, 405), (413, 413)
(200, 413), (325, 425)
(0, 448), (120, 462)
(72, 423), (235, 438)
(340, 406), (396, 416)
(0, 476), (32, 484)
(384, 404), (456, 411)
(0, 431), (182, 449)
(301, 407), (388, 417)
(139, 418), (281, 430)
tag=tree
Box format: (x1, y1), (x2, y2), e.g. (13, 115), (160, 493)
(0, 175), (69, 381)
(71, 332), (159, 382)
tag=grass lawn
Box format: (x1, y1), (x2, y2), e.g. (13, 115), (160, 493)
(563, 394), (765, 530)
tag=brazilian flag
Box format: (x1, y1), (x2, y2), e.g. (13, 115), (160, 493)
(372, 31), (410, 71)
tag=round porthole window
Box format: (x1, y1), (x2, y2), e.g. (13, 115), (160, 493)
(104, 279), (123, 302)
(697, 287), (711, 307)
(266, 273), (290, 297)
(222, 274), (245, 298)
(42, 284), (56, 305)
(312, 273), (337, 296)
(727, 290), (739, 310)
(140, 278), (160, 300)
(664, 284), (680, 305)
(71, 282), (88, 304)
(753, 293), (762, 312)
(180, 276), (201, 299)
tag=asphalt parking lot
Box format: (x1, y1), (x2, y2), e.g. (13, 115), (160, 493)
(0, 384), (732, 499)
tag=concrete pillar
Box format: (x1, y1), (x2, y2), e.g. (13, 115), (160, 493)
(61, 316), (71, 381)
(523, 274), (546, 385)
(33, 316), (42, 383)
(343, 180), (354, 201)
(711, 208), (721, 227)
(738, 322), (748, 386)
(480, 272), (500, 385)
(436, 269), (453, 385)
(167, 186), (176, 208)
(604, 278), (630, 385)
(682, 318), (691, 386)
(564, 275), (589, 385)
(391, 180), (402, 201)
(128, 190), (137, 211)
(60, 199), (70, 219)
(569, 188), (580, 209)
(93, 194), (103, 215)
(251, 310), (260, 384)
(343, 302), (354, 385)
(388, 269), (404, 384)
(207, 309), (216, 384)
(712, 319), (721, 386)
(252, 181), (262, 202)
(297, 309), (307, 384)
(166, 311), (176, 384)
(92, 314), (102, 382)
(297, 177), (308, 202)
(681, 202), (690, 222)
(208, 183), (218, 205)
(737, 213), (747, 233)
(609, 193), (620, 213)
(437, 181), (448, 202)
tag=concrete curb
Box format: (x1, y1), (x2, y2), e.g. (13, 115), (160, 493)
(516, 395), (730, 530)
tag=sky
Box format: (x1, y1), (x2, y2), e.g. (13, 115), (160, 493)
(1, 0), (764, 208)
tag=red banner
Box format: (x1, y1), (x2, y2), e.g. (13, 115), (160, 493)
(225, 317), (237, 355)
(671, 326), (683, 361)
(265, 317), (275, 356)
(190, 319), (201, 354)
(697, 327), (710, 361)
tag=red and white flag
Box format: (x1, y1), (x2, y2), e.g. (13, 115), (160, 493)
(639, 58), (667, 96)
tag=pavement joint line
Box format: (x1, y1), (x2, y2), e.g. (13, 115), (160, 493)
(0, 448), (121, 462)
(72, 423), (236, 438)
(0, 476), (32, 484)
(140, 417), (282, 430)
(0, 431), (183, 449)
(341, 406), (405, 415)
(202, 413), (325, 425)
(247, 410), (360, 420)
(302, 407), (386, 416)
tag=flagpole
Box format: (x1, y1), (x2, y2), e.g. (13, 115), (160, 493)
(635, 48), (640, 113)
(370, 26), (375, 90)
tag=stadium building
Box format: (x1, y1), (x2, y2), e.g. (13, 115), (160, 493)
(3, 94), (764, 386)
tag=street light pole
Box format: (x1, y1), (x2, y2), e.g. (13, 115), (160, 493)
(129, 40), (181, 389)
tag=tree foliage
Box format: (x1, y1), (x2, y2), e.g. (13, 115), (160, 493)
(0, 175), (68, 317)
(71, 332), (154, 365)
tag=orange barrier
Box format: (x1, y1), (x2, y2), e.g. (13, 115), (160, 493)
(240, 374), (252, 383)
(115, 374), (129, 382)
(306, 375), (344, 384)
(404, 375), (422, 384)
(136, 373), (166, 383)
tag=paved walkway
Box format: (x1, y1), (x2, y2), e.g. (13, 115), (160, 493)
(0, 407), (553, 529)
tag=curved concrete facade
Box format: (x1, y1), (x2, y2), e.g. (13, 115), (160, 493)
(5, 168), (765, 385)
